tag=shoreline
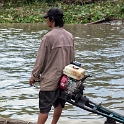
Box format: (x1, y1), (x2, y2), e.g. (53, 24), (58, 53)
(46, 118), (104, 124)
(0, 117), (104, 124)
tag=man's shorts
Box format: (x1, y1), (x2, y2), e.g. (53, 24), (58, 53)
(39, 88), (65, 113)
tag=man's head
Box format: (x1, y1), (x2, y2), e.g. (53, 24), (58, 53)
(43, 7), (64, 28)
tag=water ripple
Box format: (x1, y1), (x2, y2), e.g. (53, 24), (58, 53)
(0, 23), (124, 122)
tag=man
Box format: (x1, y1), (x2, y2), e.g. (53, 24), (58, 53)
(29, 7), (75, 124)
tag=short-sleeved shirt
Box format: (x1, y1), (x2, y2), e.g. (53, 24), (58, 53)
(31, 27), (75, 91)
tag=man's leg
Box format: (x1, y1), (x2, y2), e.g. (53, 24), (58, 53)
(37, 113), (48, 124)
(51, 104), (62, 124)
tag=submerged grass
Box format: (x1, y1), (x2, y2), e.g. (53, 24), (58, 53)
(0, 0), (124, 24)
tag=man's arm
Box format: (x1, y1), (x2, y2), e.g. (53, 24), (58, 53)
(29, 36), (47, 86)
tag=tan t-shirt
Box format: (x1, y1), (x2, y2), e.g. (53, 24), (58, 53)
(31, 27), (75, 91)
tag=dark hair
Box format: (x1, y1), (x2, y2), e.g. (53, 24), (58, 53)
(49, 15), (64, 27)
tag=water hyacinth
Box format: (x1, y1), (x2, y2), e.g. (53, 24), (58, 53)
(0, 0), (124, 23)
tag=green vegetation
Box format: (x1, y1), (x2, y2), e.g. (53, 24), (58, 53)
(0, 0), (124, 24)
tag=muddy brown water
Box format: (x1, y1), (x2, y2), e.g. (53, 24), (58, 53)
(0, 23), (124, 123)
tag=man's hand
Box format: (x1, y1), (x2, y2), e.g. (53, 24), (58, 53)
(29, 77), (35, 86)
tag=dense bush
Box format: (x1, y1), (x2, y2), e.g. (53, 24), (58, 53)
(0, 0), (123, 23)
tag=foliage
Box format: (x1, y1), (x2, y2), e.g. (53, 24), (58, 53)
(0, 0), (124, 23)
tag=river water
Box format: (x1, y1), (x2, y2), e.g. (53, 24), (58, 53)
(0, 23), (124, 123)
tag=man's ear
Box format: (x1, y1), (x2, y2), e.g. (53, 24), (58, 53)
(51, 16), (54, 22)
(49, 16), (54, 22)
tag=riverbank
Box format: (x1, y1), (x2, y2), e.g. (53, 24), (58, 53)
(0, 0), (124, 24)
(0, 117), (104, 124)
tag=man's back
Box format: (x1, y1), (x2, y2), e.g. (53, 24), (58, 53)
(39, 27), (75, 91)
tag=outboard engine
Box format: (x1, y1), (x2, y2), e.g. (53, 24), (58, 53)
(59, 62), (124, 124)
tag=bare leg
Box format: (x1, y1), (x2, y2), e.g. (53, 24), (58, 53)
(37, 113), (48, 124)
(51, 104), (62, 124)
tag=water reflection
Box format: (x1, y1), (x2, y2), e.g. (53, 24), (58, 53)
(0, 23), (124, 122)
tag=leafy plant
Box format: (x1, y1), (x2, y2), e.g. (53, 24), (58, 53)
(0, 0), (124, 23)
